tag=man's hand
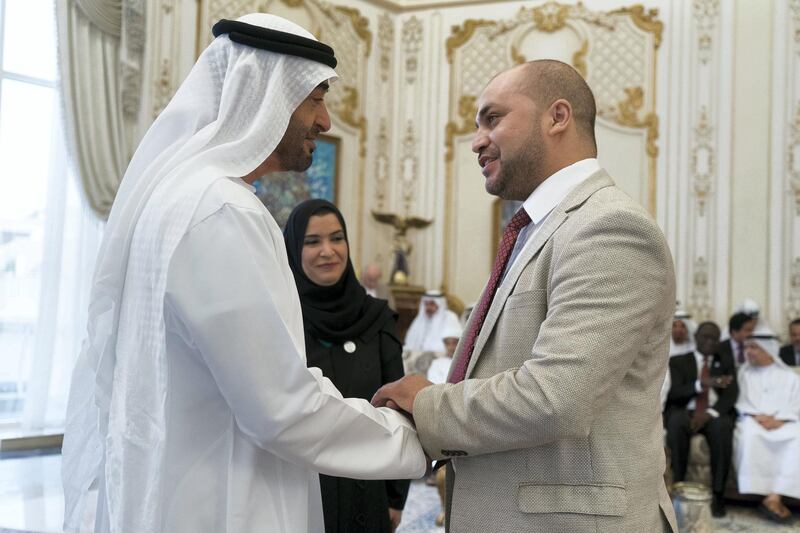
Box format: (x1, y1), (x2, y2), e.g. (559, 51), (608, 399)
(755, 414), (785, 431)
(701, 374), (733, 389)
(690, 411), (711, 433)
(372, 374), (433, 414)
(388, 508), (402, 532)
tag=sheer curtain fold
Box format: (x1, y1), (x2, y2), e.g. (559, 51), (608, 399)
(56, 0), (145, 220)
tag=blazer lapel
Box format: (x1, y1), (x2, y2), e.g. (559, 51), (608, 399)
(464, 170), (614, 379)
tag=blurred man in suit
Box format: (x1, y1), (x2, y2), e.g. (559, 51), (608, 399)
(719, 312), (756, 368)
(373, 60), (677, 532)
(779, 318), (800, 366)
(665, 321), (738, 517)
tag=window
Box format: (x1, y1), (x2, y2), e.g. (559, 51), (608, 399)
(0, 0), (102, 429)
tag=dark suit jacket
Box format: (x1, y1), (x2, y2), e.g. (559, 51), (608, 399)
(666, 350), (738, 417)
(717, 338), (745, 368)
(780, 344), (799, 366)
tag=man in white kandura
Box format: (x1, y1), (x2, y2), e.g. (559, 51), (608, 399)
(61, 14), (425, 533)
(670, 305), (697, 357)
(403, 290), (462, 353)
(734, 324), (800, 523)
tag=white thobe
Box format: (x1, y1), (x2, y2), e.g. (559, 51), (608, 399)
(427, 356), (454, 385)
(734, 363), (800, 499)
(404, 309), (461, 353)
(90, 177), (426, 532)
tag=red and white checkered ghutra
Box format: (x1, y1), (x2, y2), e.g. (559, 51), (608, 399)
(448, 207), (532, 383)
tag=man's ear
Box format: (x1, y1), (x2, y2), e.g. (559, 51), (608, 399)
(547, 99), (572, 136)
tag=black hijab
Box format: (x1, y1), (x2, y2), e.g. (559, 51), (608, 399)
(283, 199), (390, 342)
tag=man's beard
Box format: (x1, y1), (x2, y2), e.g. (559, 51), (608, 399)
(489, 137), (545, 201)
(272, 121), (314, 172)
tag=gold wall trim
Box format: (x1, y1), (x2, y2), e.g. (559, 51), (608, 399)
(327, 4), (373, 57)
(610, 5), (664, 49)
(446, 19), (494, 63)
(363, 0), (512, 14)
(444, 95), (477, 162)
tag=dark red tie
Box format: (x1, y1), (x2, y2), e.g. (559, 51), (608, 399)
(736, 341), (745, 364)
(449, 208), (531, 383)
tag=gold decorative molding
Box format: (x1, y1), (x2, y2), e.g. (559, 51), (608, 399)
(374, 118), (390, 209)
(399, 120), (419, 214)
(690, 256), (713, 321)
(691, 107), (714, 217)
(605, 86), (659, 158)
(789, 257), (800, 321)
(491, 2), (614, 38)
(402, 16), (424, 85)
(331, 85), (367, 158)
(152, 59), (172, 119)
(378, 14), (394, 83)
(446, 19), (494, 64)
(791, 0), (800, 46)
(511, 39), (588, 78)
(531, 2), (571, 32)
(692, 0), (720, 64)
(510, 45), (526, 65)
(330, 4), (373, 57)
(571, 39), (589, 78)
(444, 95), (477, 162)
(609, 5), (663, 49)
(787, 102), (800, 214)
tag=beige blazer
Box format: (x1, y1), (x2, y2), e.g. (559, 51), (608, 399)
(414, 171), (677, 533)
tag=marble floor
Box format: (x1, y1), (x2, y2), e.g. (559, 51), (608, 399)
(0, 452), (797, 532)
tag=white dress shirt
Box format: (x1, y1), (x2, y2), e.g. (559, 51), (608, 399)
(503, 158), (601, 280)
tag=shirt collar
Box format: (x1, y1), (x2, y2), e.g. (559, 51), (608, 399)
(521, 158), (600, 225)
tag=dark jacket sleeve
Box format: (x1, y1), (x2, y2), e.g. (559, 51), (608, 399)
(780, 345), (796, 366)
(667, 355), (698, 407)
(379, 318), (411, 510)
(710, 349), (738, 416)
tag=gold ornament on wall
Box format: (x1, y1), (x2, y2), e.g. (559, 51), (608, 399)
(609, 5), (663, 48)
(444, 95), (477, 162)
(787, 102), (800, 215)
(446, 19), (494, 64)
(691, 107), (714, 217)
(371, 211), (433, 285)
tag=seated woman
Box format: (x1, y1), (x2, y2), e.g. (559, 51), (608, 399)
(284, 199), (409, 533)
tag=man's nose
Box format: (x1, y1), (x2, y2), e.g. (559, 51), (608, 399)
(471, 127), (488, 153)
(317, 103), (332, 132)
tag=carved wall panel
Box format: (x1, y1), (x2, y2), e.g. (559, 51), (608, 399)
(669, 0), (736, 324)
(770, 0), (800, 328)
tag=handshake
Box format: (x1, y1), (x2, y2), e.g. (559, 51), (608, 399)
(371, 374), (434, 418)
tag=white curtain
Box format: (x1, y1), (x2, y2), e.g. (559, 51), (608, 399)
(55, 0), (145, 219)
(21, 102), (103, 429)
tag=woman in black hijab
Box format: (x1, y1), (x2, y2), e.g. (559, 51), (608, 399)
(283, 199), (409, 533)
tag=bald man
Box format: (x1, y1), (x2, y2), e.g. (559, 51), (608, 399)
(374, 60), (677, 532)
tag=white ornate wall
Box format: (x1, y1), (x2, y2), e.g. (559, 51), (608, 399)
(771, 0), (800, 335)
(143, 0), (787, 336)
